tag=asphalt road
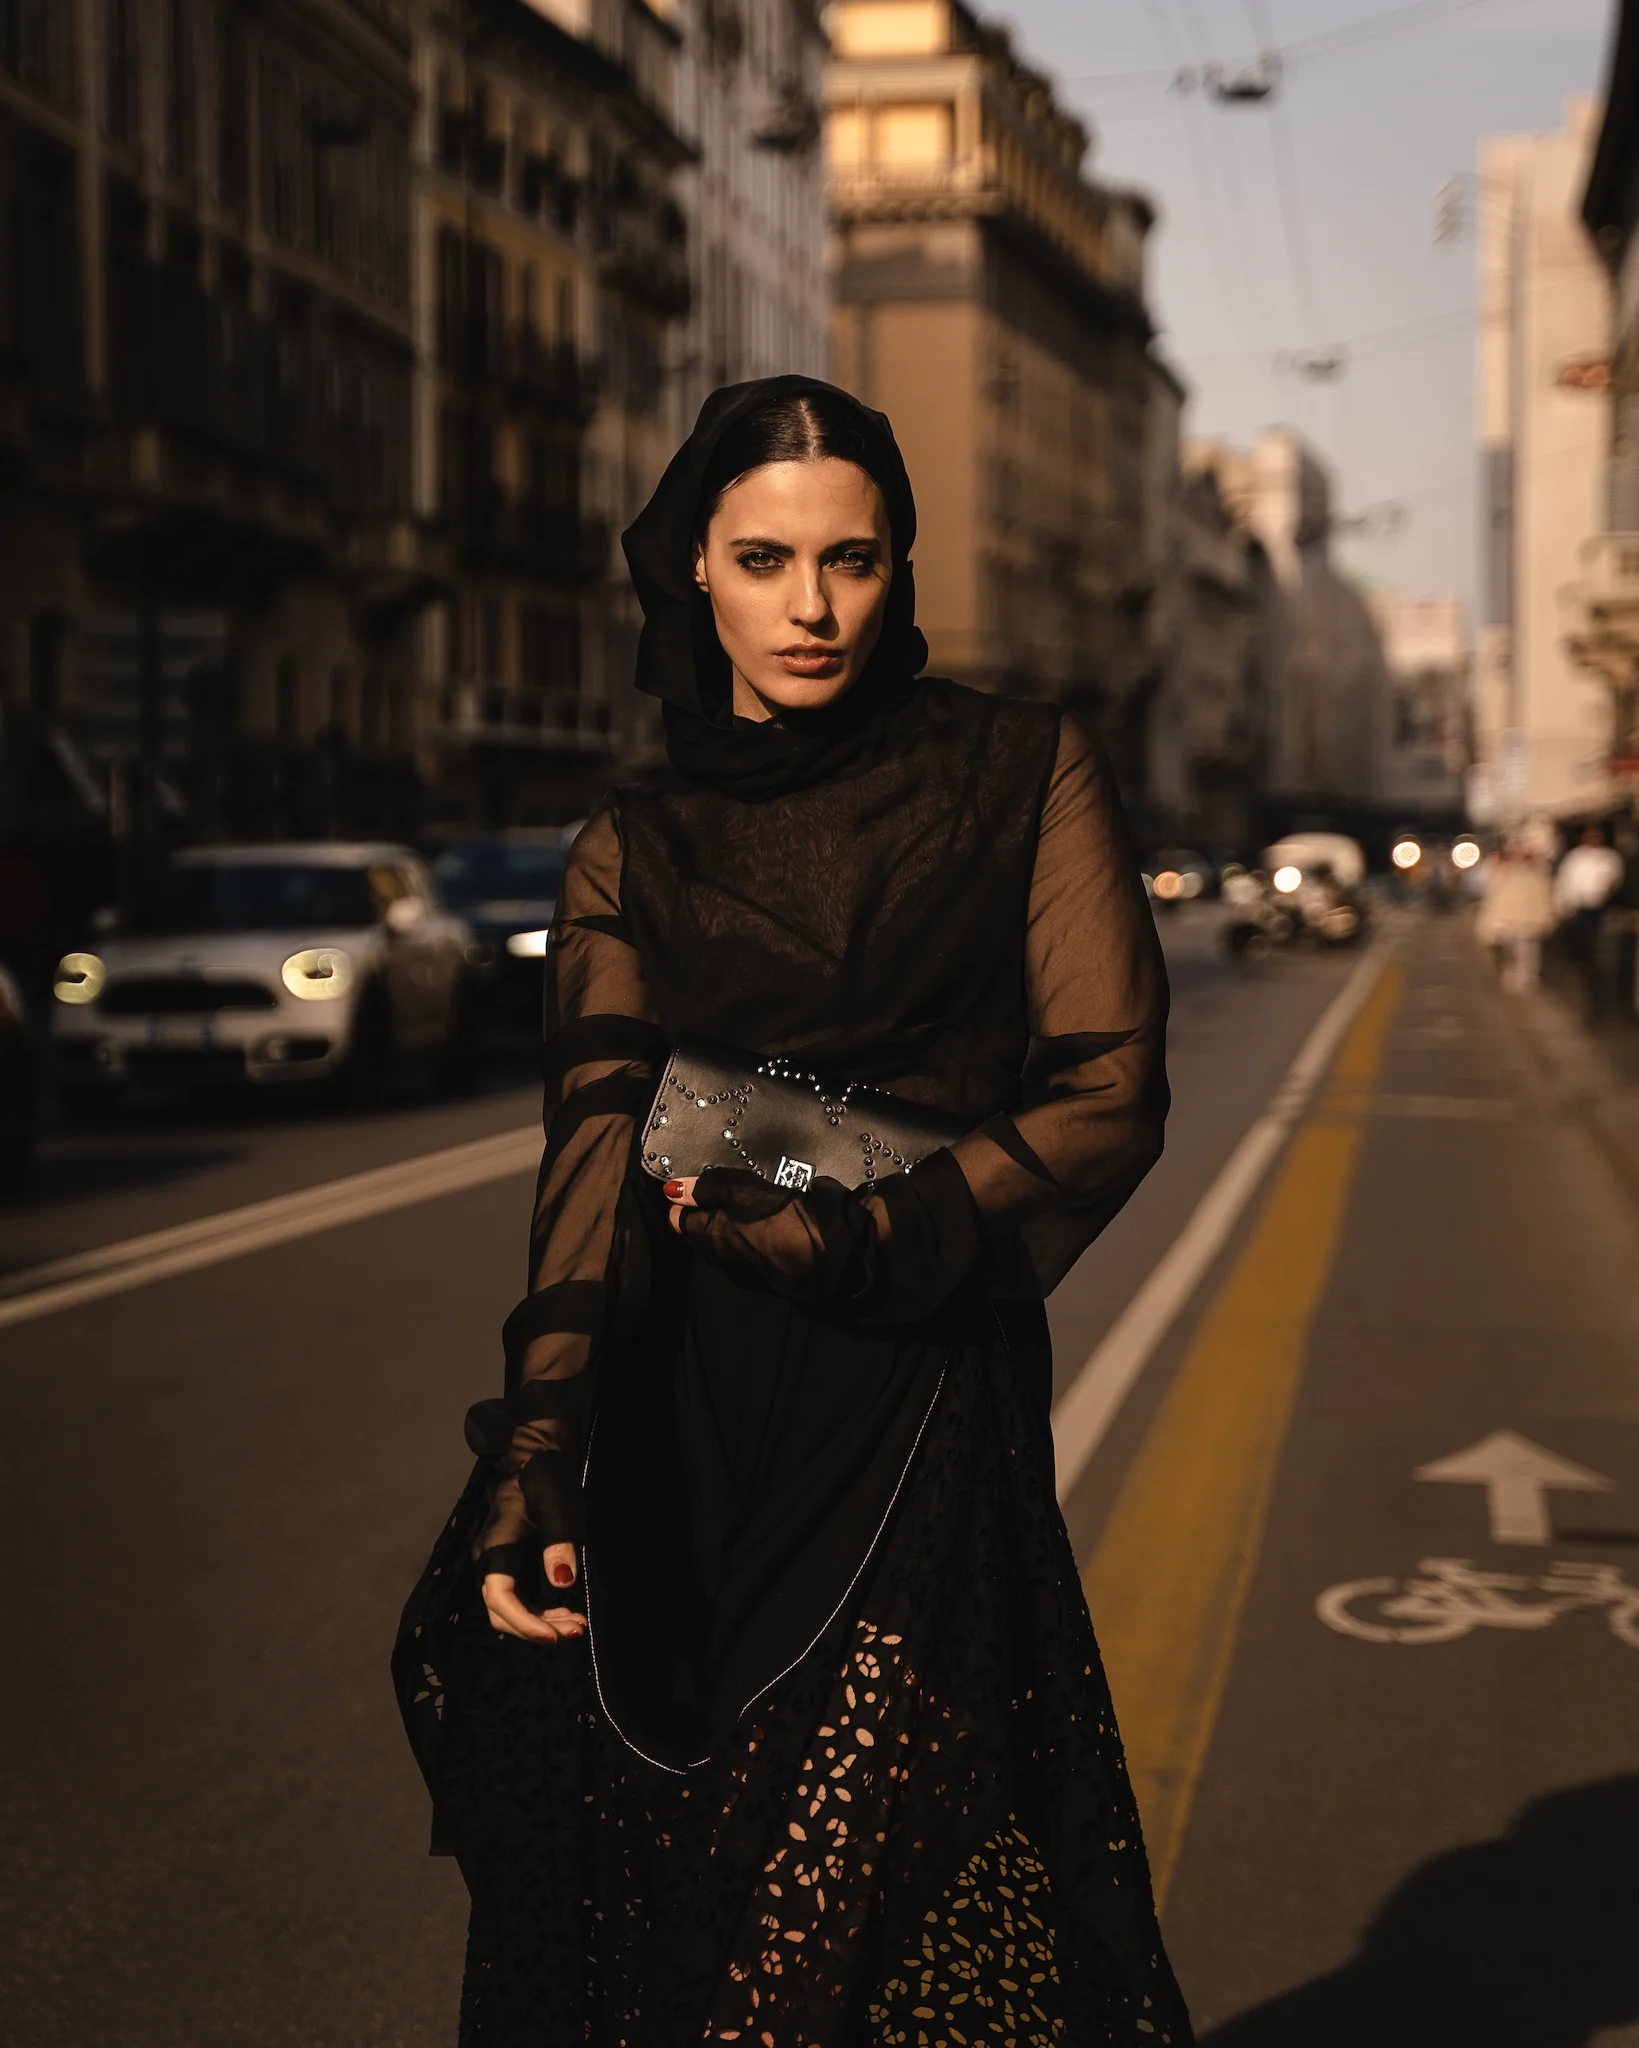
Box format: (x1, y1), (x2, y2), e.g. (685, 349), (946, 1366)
(1, 906), (1635, 2046)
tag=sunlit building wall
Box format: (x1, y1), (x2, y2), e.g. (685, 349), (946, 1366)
(822, 0), (1164, 785)
(1475, 98), (1610, 826)
(1566, 13), (1639, 808)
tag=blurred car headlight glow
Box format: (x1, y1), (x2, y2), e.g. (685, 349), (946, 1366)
(53, 952), (106, 1005)
(1392, 838), (1422, 870)
(1452, 838), (1481, 870)
(1273, 866), (1302, 894)
(281, 948), (354, 1000)
(1153, 870), (1183, 902)
(505, 928), (551, 958)
(1179, 870), (1205, 899)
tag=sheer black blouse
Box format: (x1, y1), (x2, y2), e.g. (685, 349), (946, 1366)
(466, 681), (1168, 1581)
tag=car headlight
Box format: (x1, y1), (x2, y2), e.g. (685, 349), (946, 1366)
(1391, 838), (1422, 870)
(281, 947), (354, 1000)
(1452, 838), (1481, 870)
(53, 952), (106, 1005)
(505, 929), (551, 959)
(1272, 866), (1302, 895)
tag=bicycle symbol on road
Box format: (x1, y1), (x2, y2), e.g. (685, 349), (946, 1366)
(1316, 1557), (1639, 1648)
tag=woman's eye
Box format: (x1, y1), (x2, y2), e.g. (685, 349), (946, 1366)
(736, 550), (781, 573)
(831, 551), (877, 576)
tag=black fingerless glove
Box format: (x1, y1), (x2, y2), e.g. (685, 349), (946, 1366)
(678, 1147), (982, 1323)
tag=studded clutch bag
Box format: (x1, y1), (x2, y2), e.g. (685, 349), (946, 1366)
(639, 1036), (968, 1194)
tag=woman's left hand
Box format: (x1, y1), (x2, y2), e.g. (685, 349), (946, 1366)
(663, 1176), (699, 1231)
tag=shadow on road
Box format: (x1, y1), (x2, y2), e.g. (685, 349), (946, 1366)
(1199, 1776), (1639, 2048)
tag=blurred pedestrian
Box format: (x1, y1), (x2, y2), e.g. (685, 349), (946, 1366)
(395, 379), (1190, 2046)
(1554, 824), (1624, 1019)
(1477, 842), (1553, 993)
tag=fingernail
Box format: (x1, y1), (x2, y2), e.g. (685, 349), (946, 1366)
(550, 1564), (574, 1586)
(663, 1179), (685, 1199)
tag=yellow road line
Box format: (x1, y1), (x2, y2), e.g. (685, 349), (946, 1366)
(1083, 962), (1404, 1906)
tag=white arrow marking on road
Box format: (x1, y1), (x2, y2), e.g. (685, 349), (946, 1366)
(1414, 1431), (1613, 1546)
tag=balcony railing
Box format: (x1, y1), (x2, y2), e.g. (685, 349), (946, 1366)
(433, 686), (613, 754)
(828, 159), (991, 205)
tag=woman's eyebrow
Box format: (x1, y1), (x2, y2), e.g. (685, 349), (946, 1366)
(724, 535), (883, 553)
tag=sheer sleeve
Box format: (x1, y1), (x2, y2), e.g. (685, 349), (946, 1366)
(464, 801), (664, 1579)
(677, 714), (1166, 1312)
(949, 714), (1169, 1292)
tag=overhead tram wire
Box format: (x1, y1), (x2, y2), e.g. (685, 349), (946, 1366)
(1171, 0), (1278, 355)
(1064, 0), (1504, 95)
(1134, 0), (1267, 358)
(1184, 304), (1472, 371)
(1242, 0), (1361, 486)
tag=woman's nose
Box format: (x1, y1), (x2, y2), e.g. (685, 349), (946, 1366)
(791, 573), (829, 626)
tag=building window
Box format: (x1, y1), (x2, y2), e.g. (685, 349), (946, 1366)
(163, 0), (197, 179)
(28, 610), (66, 716)
(103, 0), (139, 140)
(436, 226), (464, 369)
(826, 109), (864, 170)
(360, 668), (385, 750)
(0, 0), (78, 108)
(520, 604), (581, 709)
(217, 5), (248, 205)
(874, 102), (953, 166)
(262, 54), (297, 242)
(479, 596), (503, 685)
(275, 659), (301, 745)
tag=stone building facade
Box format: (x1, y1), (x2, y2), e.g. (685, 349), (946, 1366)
(1368, 592), (1470, 823)
(1567, 19), (1639, 814)
(1477, 99), (1610, 827)
(0, 0), (421, 886)
(409, 0), (691, 825)
(821, 0), (1163, 774)
(672, 0), (829, 428)
(1188, 429), (1390, 839)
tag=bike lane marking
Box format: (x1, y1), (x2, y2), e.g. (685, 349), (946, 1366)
(1052, 939), (1397, 1504)
(1082, 960), (1405, 1906)
(1412, 1430), (1613, 1544)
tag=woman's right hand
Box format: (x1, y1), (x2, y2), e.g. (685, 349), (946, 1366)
(482, 1541), (587, 1642)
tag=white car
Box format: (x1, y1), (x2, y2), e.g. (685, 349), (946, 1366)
(51, 843), (473, 1104)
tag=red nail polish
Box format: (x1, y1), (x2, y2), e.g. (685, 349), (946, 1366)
(551, 1564), (573, 1586)
(664, 1180), (684, 1199)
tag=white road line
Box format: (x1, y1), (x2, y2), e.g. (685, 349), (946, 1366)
(0, 1124), (542, 1331)
(1051, 941), (1396, 1506)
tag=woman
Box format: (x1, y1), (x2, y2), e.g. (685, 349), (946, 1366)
(1476, 842), (1552, 994)
(396, 377), (1191, 2048)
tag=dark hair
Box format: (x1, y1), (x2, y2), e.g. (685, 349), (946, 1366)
(693, 390), (894, 546)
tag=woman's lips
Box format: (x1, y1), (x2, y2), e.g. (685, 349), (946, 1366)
(776, 647), (844, 676)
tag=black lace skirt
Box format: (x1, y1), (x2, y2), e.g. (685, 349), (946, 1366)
(417, 1317), (1191, 2048)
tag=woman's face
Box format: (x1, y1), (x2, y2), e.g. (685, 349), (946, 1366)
(693, 458), (893, 721)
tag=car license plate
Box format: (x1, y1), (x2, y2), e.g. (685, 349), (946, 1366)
(147, 1017), (213, 1050)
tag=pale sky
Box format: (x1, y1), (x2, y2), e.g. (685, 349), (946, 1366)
(996, 0), (1614, 610)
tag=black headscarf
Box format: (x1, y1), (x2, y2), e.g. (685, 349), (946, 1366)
(620, 375), (929, 801)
